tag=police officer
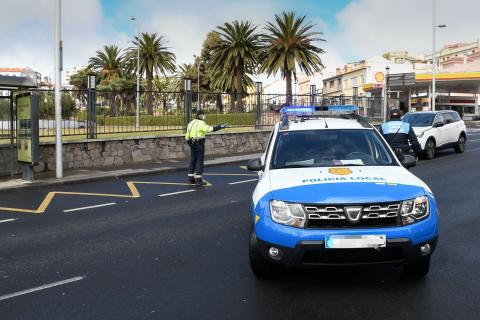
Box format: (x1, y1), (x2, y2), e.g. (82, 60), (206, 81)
(186, 110), (227, 186)
(380, 109), (421, 159)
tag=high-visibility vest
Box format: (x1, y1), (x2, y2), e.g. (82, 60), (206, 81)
(185, 119), (213, 140)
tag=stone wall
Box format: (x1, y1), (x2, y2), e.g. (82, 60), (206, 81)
(0, 130), (272, 176)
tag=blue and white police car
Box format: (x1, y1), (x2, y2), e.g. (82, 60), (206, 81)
(247, 105), (439, 277)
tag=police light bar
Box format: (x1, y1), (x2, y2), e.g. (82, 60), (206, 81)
(280, 105), (358, 116)
(280, 106), (315, 116)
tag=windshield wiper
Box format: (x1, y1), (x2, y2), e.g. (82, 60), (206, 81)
(276, 164), (314, 169)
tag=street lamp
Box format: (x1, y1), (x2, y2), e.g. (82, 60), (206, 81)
(130, 16), (141, 128)
(193, 54), (202, 108)
(432, 0), (446, 111)
(384, 66), (390, 121)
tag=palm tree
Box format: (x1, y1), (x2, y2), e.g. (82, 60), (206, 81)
(259, 11), (325, 104)
(211, 20), (261, 111)
(88, 45), (123, 82)
(124, 32), (176, 115)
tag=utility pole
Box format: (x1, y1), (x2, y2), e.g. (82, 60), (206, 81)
(54, 0), (63, 178)
(432, 0), (446, 111)
(131, 17), (141, 129)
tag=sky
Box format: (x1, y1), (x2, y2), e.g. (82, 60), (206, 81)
(1, 0), (480, 83)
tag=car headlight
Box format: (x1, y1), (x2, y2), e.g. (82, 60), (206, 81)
(400, 196), (429, 225)
(269, 200), (306, 228)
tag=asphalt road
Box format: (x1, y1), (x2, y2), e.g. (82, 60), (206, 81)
(1, 129), (480, 320)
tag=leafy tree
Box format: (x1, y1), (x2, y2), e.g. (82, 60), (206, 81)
(259, 11), (325, 104)
(39, 92), (76, 119)
(124, 32), (176, 115)
(88, 45), (123, 82)
(211, 20), (261, 111)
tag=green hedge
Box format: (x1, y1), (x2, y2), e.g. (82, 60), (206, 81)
(96, 113), (256, 127)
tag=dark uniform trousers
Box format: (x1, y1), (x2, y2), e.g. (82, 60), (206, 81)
(188, 139), (205, 178)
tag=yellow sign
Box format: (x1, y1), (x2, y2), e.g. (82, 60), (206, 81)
(328, 168), (352, 175)
(374, 72), (385, 82)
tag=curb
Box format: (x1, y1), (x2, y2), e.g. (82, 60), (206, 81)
(0, 154), (259, 194)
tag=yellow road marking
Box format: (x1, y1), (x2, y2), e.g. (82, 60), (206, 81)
(0, 179), (211, 215)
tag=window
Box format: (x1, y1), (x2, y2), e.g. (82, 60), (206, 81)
(352, 77), (357, 86)
(271, 129), (395, 169)
(329, 80), (334, 88)
(434, 113), (445, 125)
(360, 75), (365, 84)
(403, 113), (435, 127)
(443, 112), (455, 124)
(337, 79), (342, 89)
(344, 79), (348, 88)
(452, 111), (462, 121)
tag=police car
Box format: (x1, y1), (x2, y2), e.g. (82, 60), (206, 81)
(247, 105), (439, 277)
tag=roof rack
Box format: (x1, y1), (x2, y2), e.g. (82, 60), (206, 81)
(278, 105), (372, 130)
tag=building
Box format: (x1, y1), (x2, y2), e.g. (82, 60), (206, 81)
(424, 40), (480, 65)
(322, 56), (414, 97)
(383, 51), (423, 64)
(0, 67), (41, 87)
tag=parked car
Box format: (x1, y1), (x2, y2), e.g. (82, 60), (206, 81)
(402, 111), (467, 160)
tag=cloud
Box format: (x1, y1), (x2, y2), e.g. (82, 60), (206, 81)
(0, 0), (129, 81)
(333, 0), (480, 60)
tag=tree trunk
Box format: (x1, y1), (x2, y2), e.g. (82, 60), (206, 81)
(146, 69), (153, 115)
(235, 67), (243, 112)
(285, 69), (293, 106)
(216, 94), (223, 112)
(230, 92), (235, 112)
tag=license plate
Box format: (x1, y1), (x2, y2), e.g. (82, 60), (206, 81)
(325, 235), (386, 249)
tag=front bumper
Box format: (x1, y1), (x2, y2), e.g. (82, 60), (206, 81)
(254, 234), (438, 267)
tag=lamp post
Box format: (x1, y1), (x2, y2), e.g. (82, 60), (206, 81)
(432, 0), (446, 111)
(130, 16), (141, 128)
(54, 0), (63, 178)
(193, 54), (202, 109)
(383, 66), (390, 122)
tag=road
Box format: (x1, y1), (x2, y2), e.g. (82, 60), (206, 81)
(1, 129), (480, 319)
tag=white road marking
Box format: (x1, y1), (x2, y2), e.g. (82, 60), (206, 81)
(63, 202), (116, 213)
(467, 138), (480, 142)
(0, 218), (18, 224)
(0, 276), (85, 302)
(159, 190), (195, 197)
(467, 147), (480, 152)
(228, 178), (258, 185)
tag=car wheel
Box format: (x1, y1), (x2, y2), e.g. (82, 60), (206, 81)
(454, 134), (466, 153)
(424, 139), (436, 160)
(249, 230), (273, 278)
(404, 257), (431, 278)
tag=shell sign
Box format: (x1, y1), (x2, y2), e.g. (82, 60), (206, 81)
(328, 168), (353, 175)
(374, 72), (385, 83)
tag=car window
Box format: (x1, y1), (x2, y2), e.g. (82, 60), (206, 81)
(271, 129), (395, 169)
(402, 113), (435, 127)
(434, 114), (445, 125)
(452, 112), (462, 122)
(443, 113), (455, 124)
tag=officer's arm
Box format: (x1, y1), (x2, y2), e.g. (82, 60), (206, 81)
(408, 125), (422, 155)
(212, 125), (222, 132)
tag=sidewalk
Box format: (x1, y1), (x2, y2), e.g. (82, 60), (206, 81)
(0, 152), (262, 193)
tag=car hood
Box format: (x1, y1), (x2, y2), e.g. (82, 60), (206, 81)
(412, 126), (432, 135)
(267, 166), (428, 204)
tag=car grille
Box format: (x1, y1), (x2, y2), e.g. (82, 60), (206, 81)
(304, 202), (401, 228)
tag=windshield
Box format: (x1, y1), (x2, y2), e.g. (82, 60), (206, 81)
(402, 113), (434, 127)
(271, 129), (395, 169)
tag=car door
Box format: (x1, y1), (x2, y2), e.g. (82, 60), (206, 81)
(442, 112), (459, 144)
(432, 113), (447, 147)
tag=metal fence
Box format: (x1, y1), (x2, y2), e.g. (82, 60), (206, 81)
(0, 89), (386, 142)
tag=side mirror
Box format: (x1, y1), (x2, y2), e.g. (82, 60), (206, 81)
(247, 158), (264, 171)
(400, 154), (417, 169)
(433, 122), (444, 128)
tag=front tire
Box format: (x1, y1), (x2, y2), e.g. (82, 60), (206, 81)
(454, 134), (466, 153)
(249, 230), (273, 278)
(404, 257), (431, 278)
(424, 139), (436, 160)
